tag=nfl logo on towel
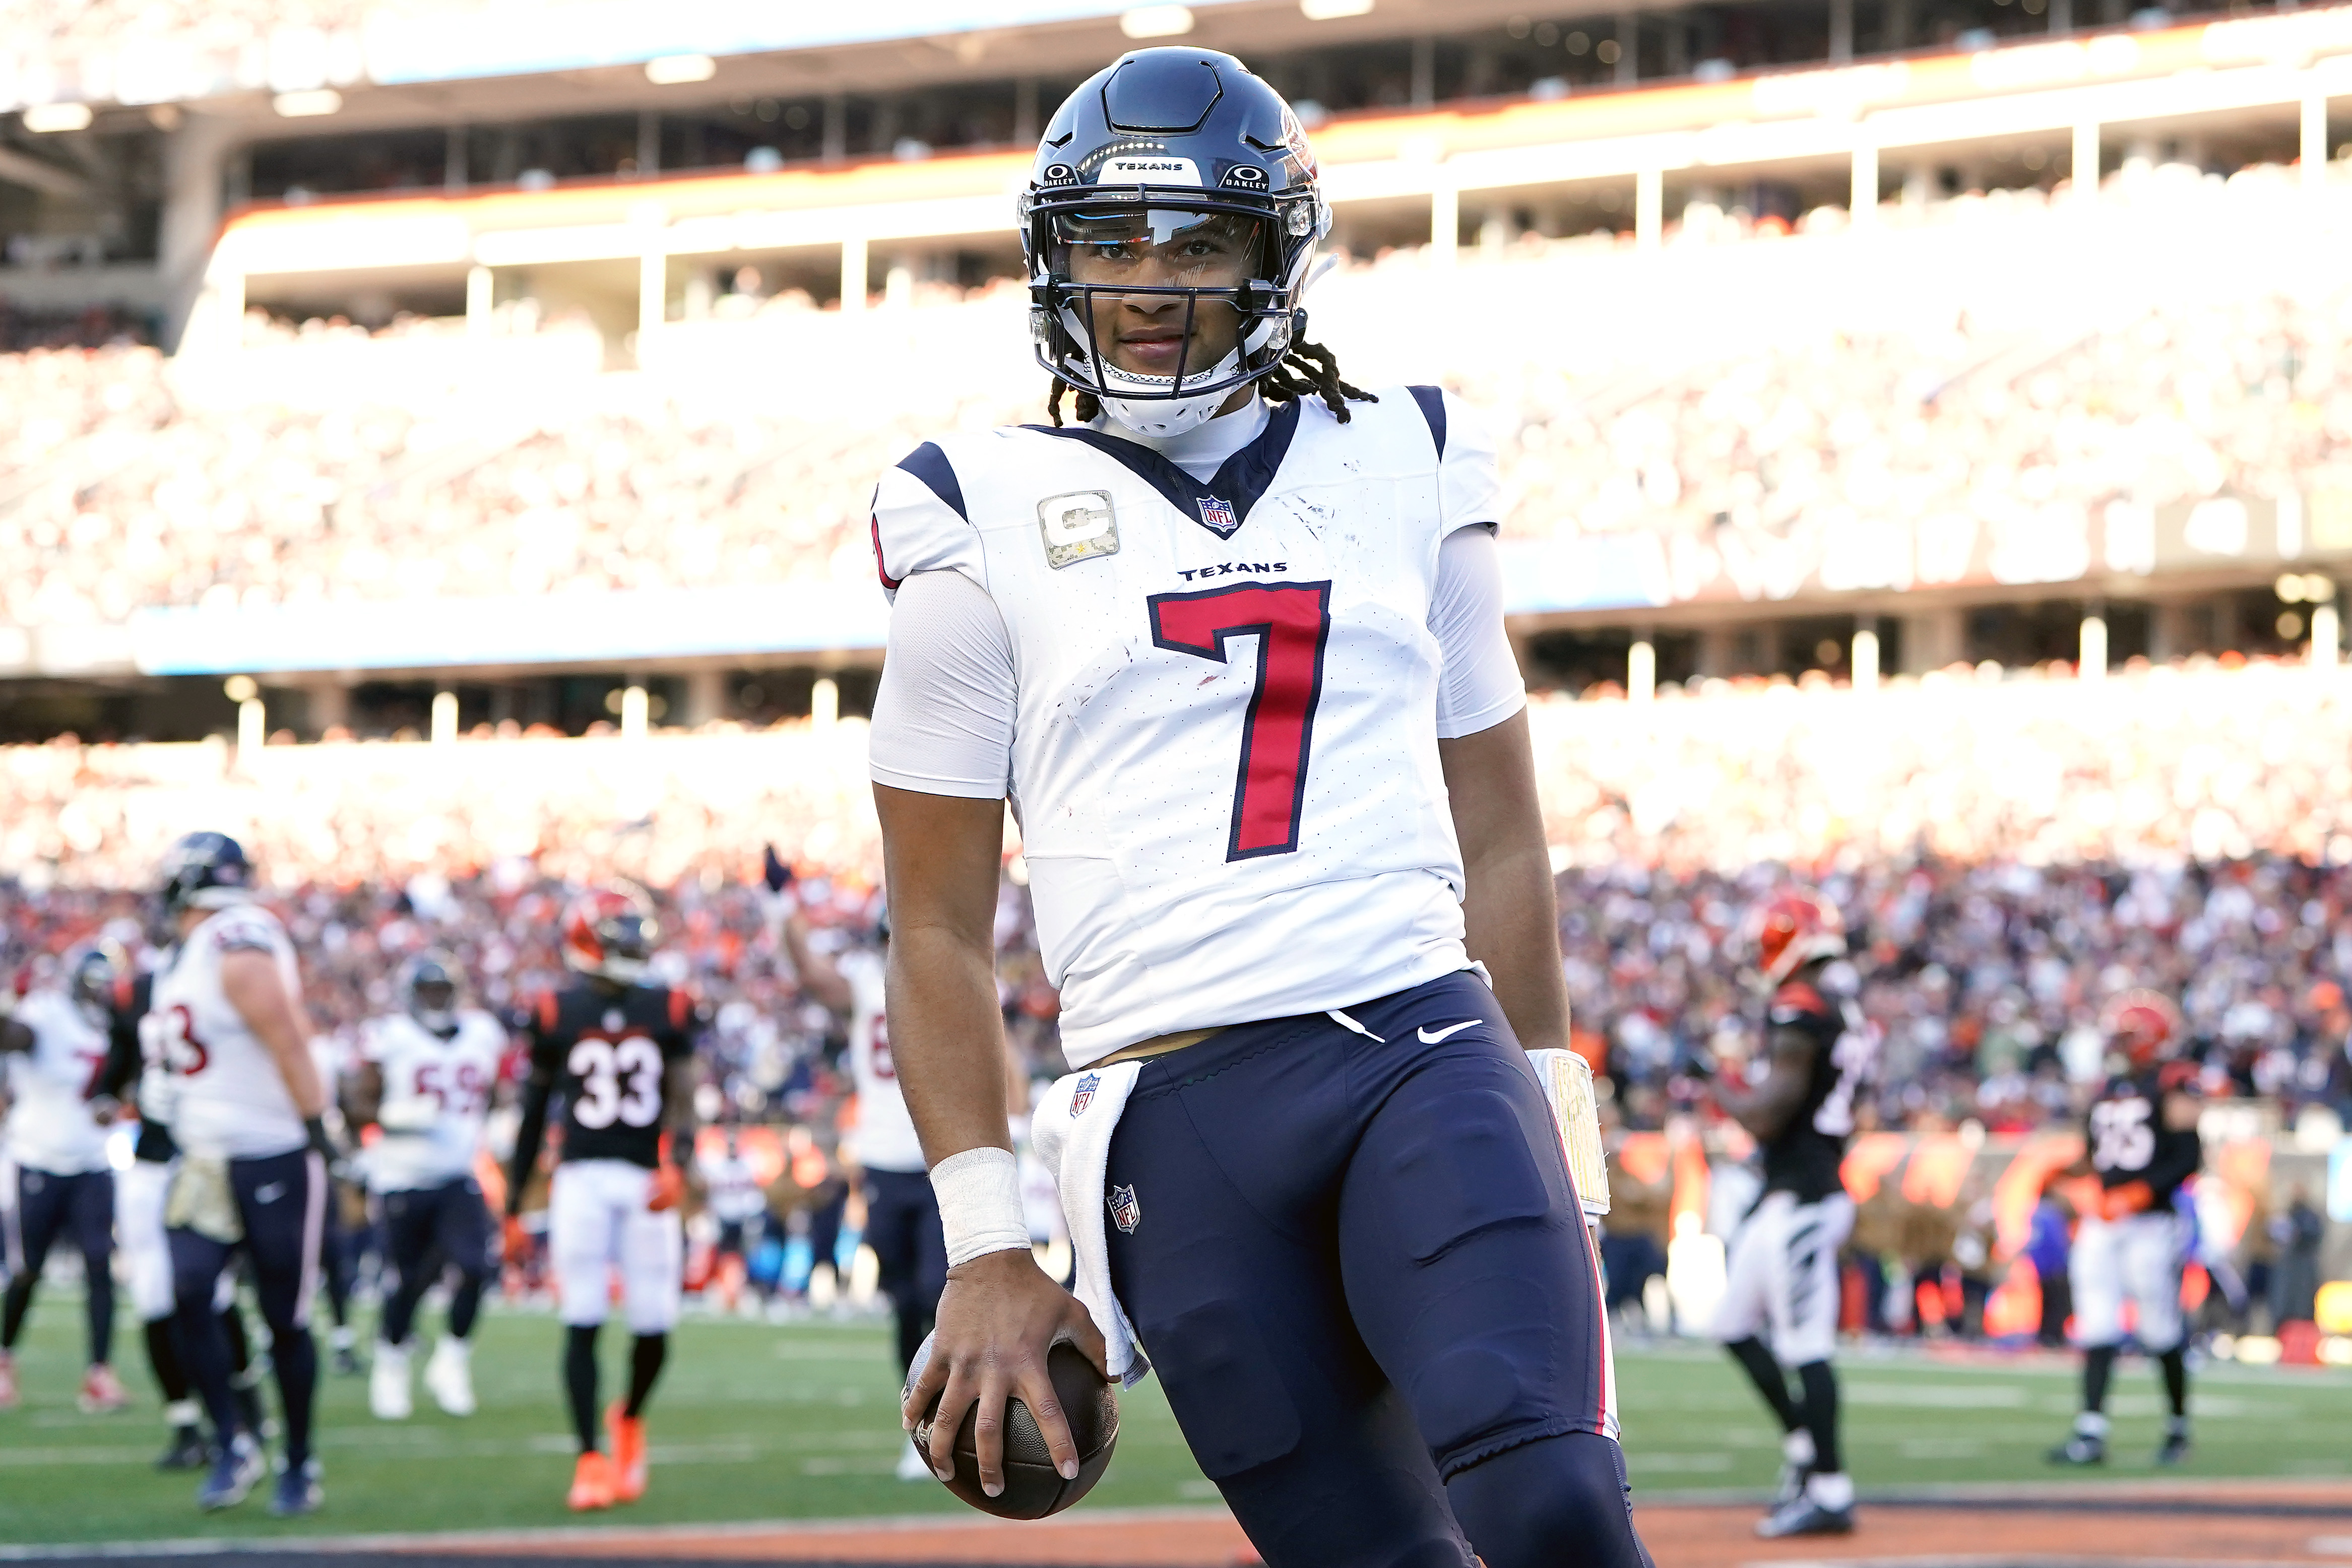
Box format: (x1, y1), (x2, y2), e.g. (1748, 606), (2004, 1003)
(1196, 495), (1238, 537)
(1108, 1184), (1141, 1234)
(1070, 1072), (1100, 1116)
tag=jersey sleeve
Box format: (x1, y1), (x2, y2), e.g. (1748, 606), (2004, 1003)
(869, 567), (1018, 799)
(871, 445), (985, 605)
(1411, 386), (1502, 537)
(208, 905), (284, 955)
(1428, 526), (1525, 740)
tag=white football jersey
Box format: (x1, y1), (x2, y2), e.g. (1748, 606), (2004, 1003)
(360, 1009), (505, 1191)
(697, 1149), (767, 1222)
(841, 948), (925, 1173)
(147, 904), (309, 1160)
(871, 387), (1499, 1065)
(4, 989), (113, 1174)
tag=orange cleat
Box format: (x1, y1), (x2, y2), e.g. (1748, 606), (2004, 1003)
(566, 1451), (617, 1512)
(78, 1363), (128, 1414)
(606, 1400), (648, 1502)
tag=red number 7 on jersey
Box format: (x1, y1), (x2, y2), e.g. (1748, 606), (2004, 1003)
(1148, 580), (1332, 860)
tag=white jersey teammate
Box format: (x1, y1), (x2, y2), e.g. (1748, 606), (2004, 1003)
(147, 832), (335, 1517)
(351, 951), (505, 1420)
(0, 950), (126, 1416)
(874, 49), (1651, 1568)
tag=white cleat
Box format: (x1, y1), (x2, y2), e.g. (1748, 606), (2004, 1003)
(896, 1435), (933, 1482)
(424, 1336), (476, 1417)
(368, 1339), (413, 1421)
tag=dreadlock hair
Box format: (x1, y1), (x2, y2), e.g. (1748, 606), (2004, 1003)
(1047, 338), (1378, 427)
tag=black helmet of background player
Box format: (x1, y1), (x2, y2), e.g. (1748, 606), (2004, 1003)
(2100, 989), (2183, 1071)
(1751, 888), (1848, 987)
(1021, 48), (1328, 437)
(560, 884), (658, 986)
(402, 950), (462, 1033)
(156, 830), (255, 917)
(67, 944), (121, 1028)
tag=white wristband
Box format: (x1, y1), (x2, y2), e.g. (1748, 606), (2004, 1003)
(930, 1146), (1031, 1268)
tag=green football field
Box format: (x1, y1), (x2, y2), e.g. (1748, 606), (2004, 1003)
(1, 1302), (2346, 1547)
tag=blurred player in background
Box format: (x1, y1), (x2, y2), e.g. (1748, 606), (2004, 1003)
(150, 831), (338, 1516)
(2046, 990), (2201, 1468)
(104, 944), (269, 1469)
(309, 1028), (363, 1377)
(503, 886), (700, 1512)
(777, 862), (942, 1485)
(695, 1126), (768, 1315)
(351, 951), (504, 1420)
(0, 947), (126, 1416)
(877, 50), (1648, 1567)
(1703, 891), (1875, 1539)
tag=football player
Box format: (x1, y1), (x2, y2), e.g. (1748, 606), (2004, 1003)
(0, 948), (127, 1416)
(148, 832), (338, 1516)
(694, 1126), (768, 1315)
(871, 50), (1651, 1568)
(350, 951), (504, 1421)
(502, 886), (701, 1512)
(1700, 891), (1876, 1539)
(101, 943), (267, 1470)
(780, 897), (944, 1483)
(2046, 990), (2200, 1468)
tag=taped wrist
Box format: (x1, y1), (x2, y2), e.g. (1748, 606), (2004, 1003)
(930, 1146), (1030, 1267)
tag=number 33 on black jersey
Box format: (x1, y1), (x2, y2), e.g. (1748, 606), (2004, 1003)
(527, 987), (698, 1167)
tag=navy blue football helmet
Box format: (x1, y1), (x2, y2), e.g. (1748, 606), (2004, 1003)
(156, 830), (255, 914)
(401, 950), (462, 1032)
(1022, 48), (1329, 436)
(67, 944), (121, 1027)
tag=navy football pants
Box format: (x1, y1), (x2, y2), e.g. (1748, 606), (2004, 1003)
(2, 1166), (115, 1367)
(379, 1176), (494, 1347)
(169, 1148), (324, 1466)
(863, 1166), (947, 1376)
(1106, 971), (1651, 1568)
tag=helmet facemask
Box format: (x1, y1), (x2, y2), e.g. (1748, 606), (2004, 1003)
(1028, 190), (1320, 438)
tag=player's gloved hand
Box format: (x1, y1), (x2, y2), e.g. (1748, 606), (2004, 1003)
(304, 1115), (352, 1183)
(2100, 1180), (2154, 1221)
(761, 844), (794, 894)
(647, 1163), (685, 1212)
(501, 1214), (531, 1266)
(87, 1094), (121, 1127)
(907, 1247), (1107, 1498)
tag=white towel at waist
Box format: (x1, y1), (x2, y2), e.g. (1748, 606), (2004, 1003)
(1028, 1061), (1153, 1389)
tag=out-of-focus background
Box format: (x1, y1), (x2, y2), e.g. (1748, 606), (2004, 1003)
(2, 0), (2351, 1561)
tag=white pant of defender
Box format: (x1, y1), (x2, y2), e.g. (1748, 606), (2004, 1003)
(2069, 1207), (2187, 1350)
(549, 1158), (683, 1334)
(1713, 1189), (1853, 1367)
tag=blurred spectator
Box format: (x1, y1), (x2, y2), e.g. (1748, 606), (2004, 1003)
(2267, 1185), (2325, 1325)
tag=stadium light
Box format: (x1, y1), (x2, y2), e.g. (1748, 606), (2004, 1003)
(1120, 5), (1195, 38)
(273, 89), (343, 117)
(646, 54), (717, 85)
(1301, 0), (1375, 17)
(22, 102), (93, 133)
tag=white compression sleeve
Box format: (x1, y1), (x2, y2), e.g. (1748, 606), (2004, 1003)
(869, 569), (1018, 799)
(929, 1146), (1031, 1267)
(1429, 526), (1527, 739)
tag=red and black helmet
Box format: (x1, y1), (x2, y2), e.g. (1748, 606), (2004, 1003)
(560, 885), (658, 985)
(1751, 889), (1848, 987)
(2099, 989), (2182, 1069)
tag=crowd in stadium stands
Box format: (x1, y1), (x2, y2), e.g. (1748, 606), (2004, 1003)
(2, 162), (2342, 624)
(5, 666), (2352, 1140)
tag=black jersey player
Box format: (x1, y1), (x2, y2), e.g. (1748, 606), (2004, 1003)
(1701, 890), (1877, 1539)
(503, 885), (702, 1512)
(2047, 990), (2201, 1468)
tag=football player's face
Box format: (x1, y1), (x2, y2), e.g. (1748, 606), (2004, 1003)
(1062, 209), (1254, 380)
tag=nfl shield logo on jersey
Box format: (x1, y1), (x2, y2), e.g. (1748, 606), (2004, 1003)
(1070, 1071), (1100, 1116)
(1107, 1183), (1141, 1234)
(1196, 495), (1239, 537)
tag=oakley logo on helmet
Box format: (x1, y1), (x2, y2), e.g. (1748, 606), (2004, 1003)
(1221, 165), (1269, 188)
(1041, 162), (1076, 184)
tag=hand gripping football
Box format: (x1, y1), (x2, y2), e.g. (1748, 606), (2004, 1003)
(905, 1333), (1119, 1520)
